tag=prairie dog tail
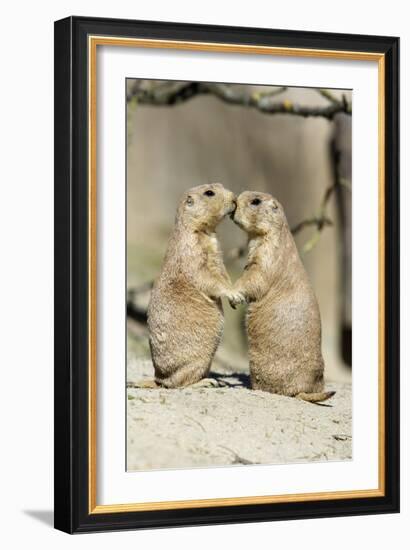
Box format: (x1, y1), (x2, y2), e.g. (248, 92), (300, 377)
(296, 391), (336, 403)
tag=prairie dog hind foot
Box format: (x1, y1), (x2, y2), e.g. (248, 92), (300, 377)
(185, 377), (220, 389)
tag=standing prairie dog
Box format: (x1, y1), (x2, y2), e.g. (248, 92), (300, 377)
(145, 183), (240, 389)
(231, 191), (335, 403)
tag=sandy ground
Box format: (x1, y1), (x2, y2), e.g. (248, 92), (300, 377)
(127, 358), (352, 471)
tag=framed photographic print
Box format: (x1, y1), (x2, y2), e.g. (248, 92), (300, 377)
(54, 16), (400, 533)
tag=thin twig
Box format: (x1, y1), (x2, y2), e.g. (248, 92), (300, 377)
(184, 415), (207, 434)
(218, 445), (254, 465)
(291, 216), (333, 235)
(302, 183), (338, 252)
(317, 88), (340, 104)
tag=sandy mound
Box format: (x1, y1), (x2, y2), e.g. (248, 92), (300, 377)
(127, 359), (352, 471)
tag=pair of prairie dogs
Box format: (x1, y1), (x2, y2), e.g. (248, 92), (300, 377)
(146, 183), (335, 403)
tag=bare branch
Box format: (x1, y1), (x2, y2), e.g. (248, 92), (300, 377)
(251, 86), (287, 100)
(127, 82), (352, 120)
(126, 283), (152, 324)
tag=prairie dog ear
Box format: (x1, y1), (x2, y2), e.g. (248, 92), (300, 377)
(271, 200), (279, 211)
(186, 195), (194, 206)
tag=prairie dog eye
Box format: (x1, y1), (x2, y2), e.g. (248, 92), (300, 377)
(251, 198), (261, 206)
(204, 189), (215, 197)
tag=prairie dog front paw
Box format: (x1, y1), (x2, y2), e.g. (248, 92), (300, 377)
(224, 289), (246, 309)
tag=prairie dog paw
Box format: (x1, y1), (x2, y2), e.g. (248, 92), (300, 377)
(188, 378), (220, 389)
(225, 290), (246, 309)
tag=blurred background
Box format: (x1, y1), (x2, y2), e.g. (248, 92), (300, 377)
(126, 80), (352, 383)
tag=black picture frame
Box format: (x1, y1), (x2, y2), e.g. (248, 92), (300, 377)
(54, 15), (400, 534)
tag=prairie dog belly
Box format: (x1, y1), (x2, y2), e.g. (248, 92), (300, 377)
(148, 283), (224, 386)
(247, 289), (324, 395)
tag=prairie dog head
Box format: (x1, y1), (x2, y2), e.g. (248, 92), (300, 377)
(177, 183), (236, 231)
(233, 191), (286, 236)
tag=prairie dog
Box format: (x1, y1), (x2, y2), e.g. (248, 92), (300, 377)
(146, 183), (240, 388)
(231, 191), (335, 403)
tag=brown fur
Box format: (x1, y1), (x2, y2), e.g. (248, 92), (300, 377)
(147, 183), (240, 388)
(230, 191), (335, 403)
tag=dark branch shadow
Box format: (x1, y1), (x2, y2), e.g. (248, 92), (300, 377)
(210, 372), (251, 388)
(23, 510), (54, 527)
(210, 373), (334, 407)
